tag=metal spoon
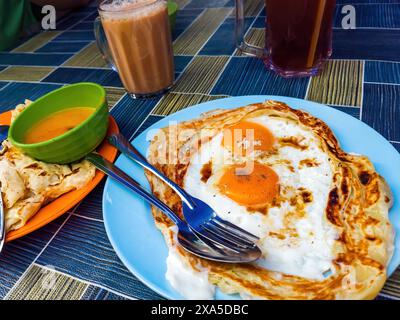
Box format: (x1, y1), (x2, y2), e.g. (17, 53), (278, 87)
(86, 153), (261, 263)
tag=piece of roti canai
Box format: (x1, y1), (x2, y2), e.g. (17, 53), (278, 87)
(145, 100), (394, 300)
(0, 100), (95, 232)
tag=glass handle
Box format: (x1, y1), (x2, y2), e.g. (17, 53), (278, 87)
(94, 17), (118, 72)
(235, 0), (264, 57)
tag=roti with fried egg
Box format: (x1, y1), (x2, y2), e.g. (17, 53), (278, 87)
(145, 100), (394, 300)
(0, 101), (96, 232)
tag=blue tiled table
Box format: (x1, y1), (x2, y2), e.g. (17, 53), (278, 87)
(0, 0), (399, 300)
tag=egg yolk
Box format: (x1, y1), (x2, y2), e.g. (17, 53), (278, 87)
(222, 121), (275, 156)
(217, 162), (279, 206)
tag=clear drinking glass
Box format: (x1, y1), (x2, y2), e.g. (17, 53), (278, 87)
(95, 0), (175, 99)
(235, 0), (336, 78)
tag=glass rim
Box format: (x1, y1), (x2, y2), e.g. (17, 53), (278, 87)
(98, 0), (160, 13)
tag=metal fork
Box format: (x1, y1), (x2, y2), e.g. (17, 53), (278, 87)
(108, 133), (260, 253)
(86, 153), (261, 262)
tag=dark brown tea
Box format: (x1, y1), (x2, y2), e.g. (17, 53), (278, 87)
(264, 0), (336, 77)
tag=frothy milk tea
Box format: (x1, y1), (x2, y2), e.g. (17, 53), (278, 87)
(99, 0), (174, 96)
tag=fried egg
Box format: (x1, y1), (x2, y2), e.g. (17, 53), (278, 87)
(183, 116), (338, 280)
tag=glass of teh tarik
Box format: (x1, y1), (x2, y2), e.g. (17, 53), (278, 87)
(95, 0), (174, 98)
(235, 0), (336, 78)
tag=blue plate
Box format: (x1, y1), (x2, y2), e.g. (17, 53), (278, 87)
(103, 96), (400, 300)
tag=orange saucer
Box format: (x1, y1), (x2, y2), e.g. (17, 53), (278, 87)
(0, 110), (119, 242)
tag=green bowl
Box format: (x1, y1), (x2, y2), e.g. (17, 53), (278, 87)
(168, 1), (178, 30)
(9, 82), (109, 164)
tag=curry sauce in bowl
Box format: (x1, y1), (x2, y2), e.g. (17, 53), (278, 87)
(9, 83), (109, 164)
(25, 107), (95, 144)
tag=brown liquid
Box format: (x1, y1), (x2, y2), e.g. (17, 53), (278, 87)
(25, 107), (94, 144)
(101, 1), (174, 95)
(264, 0), (336, 73)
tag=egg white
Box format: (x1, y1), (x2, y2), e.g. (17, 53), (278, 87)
(183, 115), (338, 280)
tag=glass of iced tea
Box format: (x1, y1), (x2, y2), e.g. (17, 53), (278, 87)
(235, 0), (336, 77)
(94, 0), (174, 99)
